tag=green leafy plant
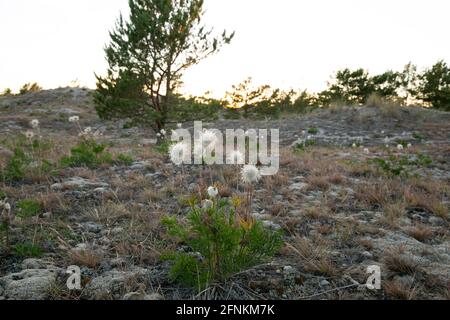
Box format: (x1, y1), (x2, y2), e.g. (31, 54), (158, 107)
(370, 153), (433, 177)
(307, 127), (319, 135)
(292, 139), (315, 152)
(412, 132), (425, 141)
(162, 198), (283, 291)
(17, 199), (42, 219)
(61, 139), (112, 169)
(13, 242), (43, 258)
(116, 153), (134, 166)
(0, 132), (57, 183)
(1, 147), (28, 182)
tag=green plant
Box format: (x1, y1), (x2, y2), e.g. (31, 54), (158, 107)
(292, 139), (315, 152)
(153, 139), (174, 154)
(116, 153), (134, 166)
(418, 60), (450, 111)
(412, 132), (425, 141)
(1, 147), (28, 182)
(19, 82), (42, 95)
(307, 127), (319, 135)
(17, 199), (42, 219)
(61, 139), (112, 169)
(0, 134), (57, 183)
(162, 199), (283, 291)
(95, 0), (233, 132)
(13, 242), (43, 258)
(370, 153), (432, 177)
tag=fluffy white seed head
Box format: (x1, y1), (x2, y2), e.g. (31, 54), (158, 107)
(69, 116), (79, 123)
(241, 165), (261, 184)
(25, 130), (34, 139)
(177, 123), (182, 128)
(397, 144), (404, 150)
(30, 119), (39, 128)
(207, 186), (219, 198)
(363, 148), (370, 154)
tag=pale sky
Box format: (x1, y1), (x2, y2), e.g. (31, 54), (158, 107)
(0, 0), (449, 97)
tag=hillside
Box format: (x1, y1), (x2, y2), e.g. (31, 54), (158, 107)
(0, 88), (449, 300)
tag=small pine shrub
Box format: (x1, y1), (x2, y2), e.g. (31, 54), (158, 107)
(162, 199), (283, 291)
(61, 139), (112, 168)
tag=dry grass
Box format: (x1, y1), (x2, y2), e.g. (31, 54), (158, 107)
(328, 173), (345, 185)
(304, 206), (331, 220)
(268, 202), (287, 217)
(383, 251), (421, 276)
(366, 94), (402, 119)
(304, 258), (338, 277)
(358, 238), (374, 251)
(383, 280), (418, 300)
(404, 225), (433, 243)
(382, 201), (407, 227)
(138, 188), (162, 203)
(85, 201), (131, 226)
(306, 175), (330, 191)
(355, 181), (391, 209)
(69, 249), (103, 268)
(403, 187), (449, 219)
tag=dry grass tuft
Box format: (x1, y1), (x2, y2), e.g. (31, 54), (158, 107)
(383, 280), (418, 300)
(69, 249), (103, 268)
(404, 225), (433, 243)
(306, 175), (330, 191)
(383, 252), (421, 276)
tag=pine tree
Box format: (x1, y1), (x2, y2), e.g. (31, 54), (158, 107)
(95, 0), (234, 132)
(418, 60), (450, 111)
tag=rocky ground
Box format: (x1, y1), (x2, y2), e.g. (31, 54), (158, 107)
(0, 88), (449, 300)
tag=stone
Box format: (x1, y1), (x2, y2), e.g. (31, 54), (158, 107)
(0, 268), (60, 300)
(144, 293), (164, 300)
(320, 279), (330, 286)
(111, 227), (124, 235)
(129, 161), (150, 170)
(262, 220), (282, 230)
(283, 266), (295, 274)
(83, 222), (102, 233)
(361, 251), (373, 259)
(42, 212), (52, 219)
(289, 182), (308, 192)
(122, 292), (164, 300)
(51, 177), (109, 191)
(188, 183), (199, 193)
(21, 258), (47, 270)
(85, 267), (151, 299)
(429, 216), (444, 226)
